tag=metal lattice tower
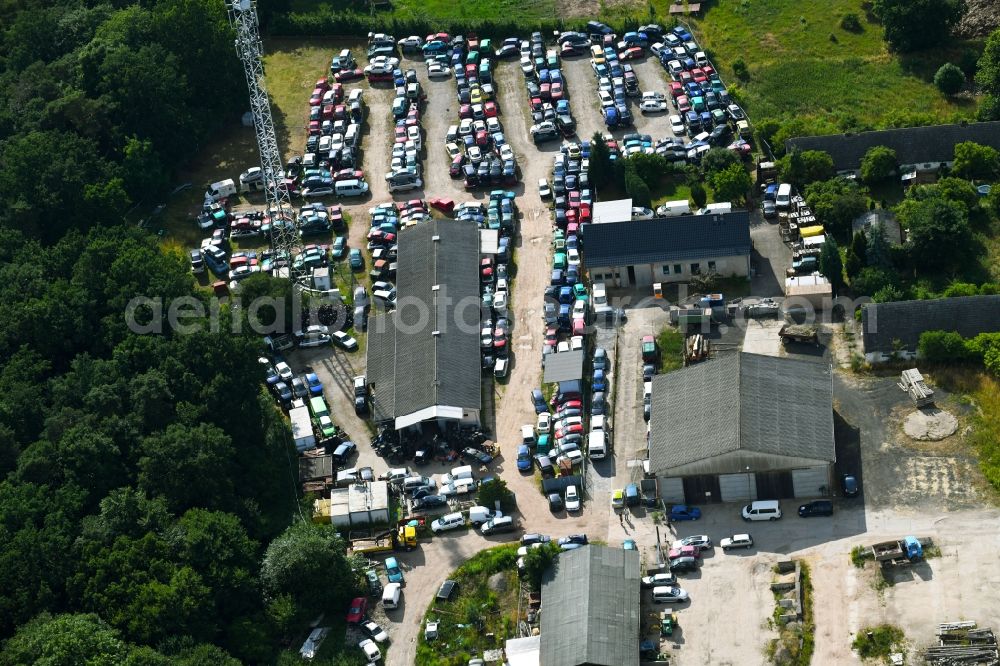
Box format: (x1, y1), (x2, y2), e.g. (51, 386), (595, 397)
(226, 0), (299, 280)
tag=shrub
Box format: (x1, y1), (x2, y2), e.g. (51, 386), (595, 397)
(840, 13), (862, 32)
(860, 146), (898, 183)
(934, 63), (965, 96)
(690, 182), (707, 209)
(918, 330), (970, 362)
(732, 57), (749, 81)
(852, 624), (905, 659)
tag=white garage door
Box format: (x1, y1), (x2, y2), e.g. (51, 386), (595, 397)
(719, 473), (756, 503)
(658, 477), (685, 503)
(792, 466), (830, 498)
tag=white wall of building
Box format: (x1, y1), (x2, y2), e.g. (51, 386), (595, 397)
(590, 254), (749, 288)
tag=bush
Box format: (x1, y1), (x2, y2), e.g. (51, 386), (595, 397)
(840, 13), (862, 32)
(477, 478), (515, 513)
(934, 63), (965, 96)
(732, 57), (749, 81)
(852, 624), (905, 659)
(860, 146), (898, 183)
(690, 182), (708, 209)
(918, 330), (970, 362)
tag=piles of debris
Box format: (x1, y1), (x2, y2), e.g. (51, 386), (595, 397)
(924, 622), (998, 664)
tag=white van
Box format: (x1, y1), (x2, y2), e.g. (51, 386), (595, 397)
(467, 506), (501, 526)
(521, 425), (536, 448)
(701, 202), (733, 215)
(204, 178), (237, 203)
(656, 199), (690, 217)
(335, 179), (369, 198)
(741, 500), (782, 521)
(382, 582), (401, 609)
(344, 123), (360, 148)
(446, 465), (474, 482)
(446, 124), (459, 143)
(587, 430), (609, 460)
(776, 183), (792, 210)
(494, 357), (509, 379)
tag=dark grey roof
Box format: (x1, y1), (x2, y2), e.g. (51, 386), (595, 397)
(785, 121), (1000, 171)
(543, 350), (585, 383)
(582, 211), (751, 267)
(540, 545), (640, 666)
(649, 353), (834, 474)
(367, 219), (482, 425)
(862, 295), (1000, 354)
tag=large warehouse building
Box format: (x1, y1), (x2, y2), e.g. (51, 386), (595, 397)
(367, 219), (482, 431)
(648, 352), (835, 504)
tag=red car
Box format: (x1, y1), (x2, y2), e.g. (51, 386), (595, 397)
(459, 104), (473, 119)
(578, 203), (591, 223)
(557, 399), (582, 411)
(307, 121), (320, 136)
(530, 96), (543, 111)
(480, 257), (494, 282)
(550, 81), (563, 100)
(333, 169), (363, 182)
(333, 104), (347, 121)
(620, 46), (644, 60)
(405, 198), (426, 211)
(394, 126), (407, 143)
(676, 95), (691, 113)
(565, 208), (578, 227)
(428, 197), (455, 214)
(544, 327), (558, 350)
(367, 70), (393, 83)
(335, 68), (364, 82)
(691, 67), (707, 83)
(449, 154), (465, 177)
(309, 88), (324, 106)
(702, 65), (715, 77)
(475, 130), (489, 147)
(571, 318), (585, 336)
(321, 103), (335, 120)
(539, 83), (551, 100)
(566, 221), (579, 236)
(484, 101), (498, 117)
(568, 191), (581, 209)
(328, 83), (343, 102)
(678, 70), (693, 85)
(669, 81), (684, 98)
(555, 423), (584, 438)
(346, 597), (367, 623)
(314, 77), (330, 91)
(560, 42), (579, 57)
(465, 63), (477, 79)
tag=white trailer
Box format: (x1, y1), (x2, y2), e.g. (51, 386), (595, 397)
(290, 406), (316, 452)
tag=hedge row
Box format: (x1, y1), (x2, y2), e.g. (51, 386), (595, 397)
(269, 8), (652, 40)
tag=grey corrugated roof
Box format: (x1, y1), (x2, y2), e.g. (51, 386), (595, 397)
(582, 211), (751, 268)
(649, 353), (834, 475)
(542, 350), (585, 383)
(862, 295), (1000, 354)
(366, 219), (481, 424)
(540, 545), (640, 666)
(785, 121), (1000, 171)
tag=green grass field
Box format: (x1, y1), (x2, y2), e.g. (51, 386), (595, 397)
(688, 0), (979, 131)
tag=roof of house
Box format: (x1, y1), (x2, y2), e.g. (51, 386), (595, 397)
(784, 121), (1000, 171)
(582, 211), (751, 267)
(367, 219), (482, 426)
(543, 349), (585, 383)
(591, 198), (633, 224)
(862, 295), (1000, 354)
(540, 545), (640, 666)
(648, 353), (834, 475)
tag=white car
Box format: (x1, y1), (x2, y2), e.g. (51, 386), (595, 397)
(649, 42), (666, 57)
(361, 620), (389, 643)
(274, 361), (293, 381)
(666, 59), (684, 77)
(570, 335), (584, 351)
(669, 114), (685, 135)
(671, 535), (713, 551)
(467, 146), (483, 163)
(493, 291), (508, 313)
(359, 639), (381, 662)
(567, 248), (581, 267)
(331, 330), (358, 351)
(427, 61), (450, 78)
(368, 55), (399, 69)
(597, 76), (612, 92)
(652, 585), (689, 603)
(406, 125), (421, 150)
(538, 178), (551, 199)
(520, 57), (534, 75)
(486, 117), (502, 133)
(431, 512), (466, 533)
(598, 90), (614, 108)
(398, 35), (423, 49)
(642, 90), (666, 102)
(632, 206), (654, 219)
(640, 99), (668, 113)
(641, 572), (677, 588)
(720, 533), (754, 550)
(572, 299), (587, 318)
(329, 133), (344, 152)
(537, 412), (551, 433)
(458, 118), (474, 136)
(496, 277), (508, 294)
(499, 144), (515, 162)
(565, 485), (581, 512)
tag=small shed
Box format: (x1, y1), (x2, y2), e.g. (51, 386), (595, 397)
(479, 228), (499, 255)
(299, 455), (333, 482)
(328, 481), (390, 527)
(785, 274), (833, 312)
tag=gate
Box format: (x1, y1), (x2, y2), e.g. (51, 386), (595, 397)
(682, 475), (722, 504)
(755, 471), (795, 499)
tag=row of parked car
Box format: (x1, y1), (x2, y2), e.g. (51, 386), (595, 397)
(519, 31), (577, 144)
(304, 77), (371, 198)
(477, 191), (518, 376)
(368, 49), (428, 194)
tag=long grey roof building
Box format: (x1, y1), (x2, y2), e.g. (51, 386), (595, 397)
(367, 219), (482, 429)
(861, 295), (1000, 359)
(784, 121), (1000, 172)
(648, 353), (835, 477)
(540, 545), (640, 666)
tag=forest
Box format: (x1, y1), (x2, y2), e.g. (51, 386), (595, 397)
(0, 0), (357, 663)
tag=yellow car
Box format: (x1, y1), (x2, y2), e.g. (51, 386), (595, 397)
(470, 86), (483, 104)
(612, 489), (625, 510)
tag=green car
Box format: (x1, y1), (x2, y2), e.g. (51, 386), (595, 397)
(332, 236), (347, 259)
(573, 283), (588, 301)
(553, 252), (567, 270)
(349, 248), (363, 271)
(293, 246), (326, 271)
(318, 415), (337, 438)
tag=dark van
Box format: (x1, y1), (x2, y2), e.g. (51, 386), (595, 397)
(798, 500), (833, 517)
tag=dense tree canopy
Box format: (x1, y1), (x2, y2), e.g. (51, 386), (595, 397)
(872, 0), (965, 53)
(804, 178), (868, 240)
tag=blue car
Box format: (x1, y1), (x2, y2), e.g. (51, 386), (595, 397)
(516, 445), (532, 471)
(592, 369), (607, 392)
(306, 372), (323, 396)
(668, 505), (702, 522)
(385, 556), (404, 584)
(349, 248), (363, 271)
(530, 389), (547, 414)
